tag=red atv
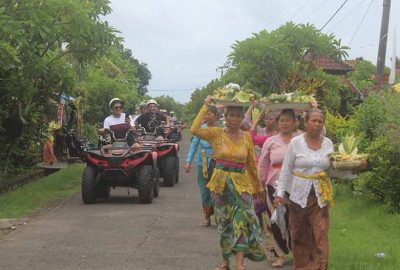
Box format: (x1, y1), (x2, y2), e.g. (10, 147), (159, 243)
(82, 127), (159, 204)
(136, 125), (179, 187)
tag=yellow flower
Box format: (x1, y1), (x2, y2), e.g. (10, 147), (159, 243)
(394, 83), (400, 93)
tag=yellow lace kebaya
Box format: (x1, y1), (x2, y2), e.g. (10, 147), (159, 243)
(190, 104), (264, 195)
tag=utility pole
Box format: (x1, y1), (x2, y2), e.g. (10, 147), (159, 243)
(375, 0), (391, 89)
(216, 62), (230, 80)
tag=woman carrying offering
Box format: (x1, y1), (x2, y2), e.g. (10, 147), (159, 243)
(274, 109), (334, 270)
(191, 96), (266, 270)
(243, 101), (276, 158)
(185, 105), (219, 226)
(257, 109), (297, 268)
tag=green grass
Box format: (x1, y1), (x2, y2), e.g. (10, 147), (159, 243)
(329, 183), (400, 270)
(0, 164), (84, 219)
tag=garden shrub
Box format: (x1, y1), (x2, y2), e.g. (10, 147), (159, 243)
(325, 110), (354, 144)
(351, 90), (400, 212)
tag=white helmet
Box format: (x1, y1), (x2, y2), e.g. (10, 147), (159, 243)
(170, 111), (174, 114)
(109, 98), (123, 112)
(147, 99), (158, 106)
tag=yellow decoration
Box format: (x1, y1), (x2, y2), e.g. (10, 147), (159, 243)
(394, 83), (400, 93)
(251, 107), (260, 123)
(293, 171), (335, 207)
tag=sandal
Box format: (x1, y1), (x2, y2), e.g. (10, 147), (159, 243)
(214, 266), (230, 270)
(202, 217), (211, 227)
(271, 257), (284, 268)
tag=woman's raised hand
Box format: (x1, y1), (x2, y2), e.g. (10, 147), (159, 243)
(249, 96), (258, 107)
(204, 95), (212, 106)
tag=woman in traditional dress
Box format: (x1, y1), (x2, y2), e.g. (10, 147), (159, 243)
(257, 109), (297, 268)
(274, 109), (334, 270)
(42, 121), (61, 165)
(185, 105), (219, 226)
(191, 96), (265, 270)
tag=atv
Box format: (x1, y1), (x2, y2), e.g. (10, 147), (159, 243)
(166, 122), (184, 142)
(136, 125), (180, 187)
(81, 127), (159, 204)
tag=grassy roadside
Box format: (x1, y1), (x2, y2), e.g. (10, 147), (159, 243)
(329, 183), (400, 269)
(0, 164), (84, 219)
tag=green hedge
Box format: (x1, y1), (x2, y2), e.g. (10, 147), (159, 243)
(328, 89), (400, 212)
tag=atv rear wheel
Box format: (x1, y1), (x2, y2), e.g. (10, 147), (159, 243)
(82, 166), (98, 204)
(162, 155), (176, 187)
(137, 165), (154, 204)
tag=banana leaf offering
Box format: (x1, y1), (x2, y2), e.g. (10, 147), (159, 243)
(329, 134), (368, 170)
(211, 84), (260, 107)
(266, 91), (316, 103)
(263, 91), (315, 111)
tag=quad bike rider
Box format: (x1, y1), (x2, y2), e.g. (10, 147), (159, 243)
(81, 98), (159, 204)
(135, 100), (179, 187)
(166, 111), (183, 142)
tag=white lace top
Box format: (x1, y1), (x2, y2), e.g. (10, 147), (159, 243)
(276, 134), (334, 208)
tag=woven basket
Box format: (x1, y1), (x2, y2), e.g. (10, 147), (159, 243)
(332, 160), (362, 170)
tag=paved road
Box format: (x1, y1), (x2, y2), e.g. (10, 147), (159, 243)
(0, 135), (290, 270)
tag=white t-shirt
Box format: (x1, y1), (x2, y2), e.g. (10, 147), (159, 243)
(103, 113), (134, 129)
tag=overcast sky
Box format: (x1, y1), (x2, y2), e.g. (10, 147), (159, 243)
(107, 0), (399, 103)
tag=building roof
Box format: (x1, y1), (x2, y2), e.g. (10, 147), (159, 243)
(304, 51), (353, 74)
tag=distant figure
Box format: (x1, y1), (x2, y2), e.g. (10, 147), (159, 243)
(42, 121), (61, 165)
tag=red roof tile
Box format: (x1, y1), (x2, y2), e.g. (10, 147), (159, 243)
(304, 51), (353, 73)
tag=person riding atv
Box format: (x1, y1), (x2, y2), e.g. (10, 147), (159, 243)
(135, 99), (170, 137)
(102, 98), (136, 146)
(170, 111), (177, 126)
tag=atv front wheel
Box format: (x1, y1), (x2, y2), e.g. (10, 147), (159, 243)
(96, 182), (110, 199)
(82, 166), (98, 204)
(153, 167), (160, 198)
(175, 156), (179, 183)
(162, 156), (176, 187)
(137, 165), (154, 204)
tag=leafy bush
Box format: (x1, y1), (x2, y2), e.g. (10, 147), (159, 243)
(351, 90), (400, 212)
(347, 59), (375, 91)
(325, 110), (354, 144)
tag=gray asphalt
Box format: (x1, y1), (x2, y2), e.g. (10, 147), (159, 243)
(0, 135), (290, 270)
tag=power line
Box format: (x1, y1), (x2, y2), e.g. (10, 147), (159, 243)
(308, 0), (329, 19)
(327, 0), (367, 32)
(320, 0), (350, 31)
(265, 0), (295, 29)
(289, 0), (314, 21)
(349, 0), (375, 45)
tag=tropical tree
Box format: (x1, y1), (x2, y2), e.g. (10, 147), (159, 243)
(122, 49), (152, 96)
(228, 22), (349, 95)
(0, 0), (122, 173)
(184, 23), (350, 118)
